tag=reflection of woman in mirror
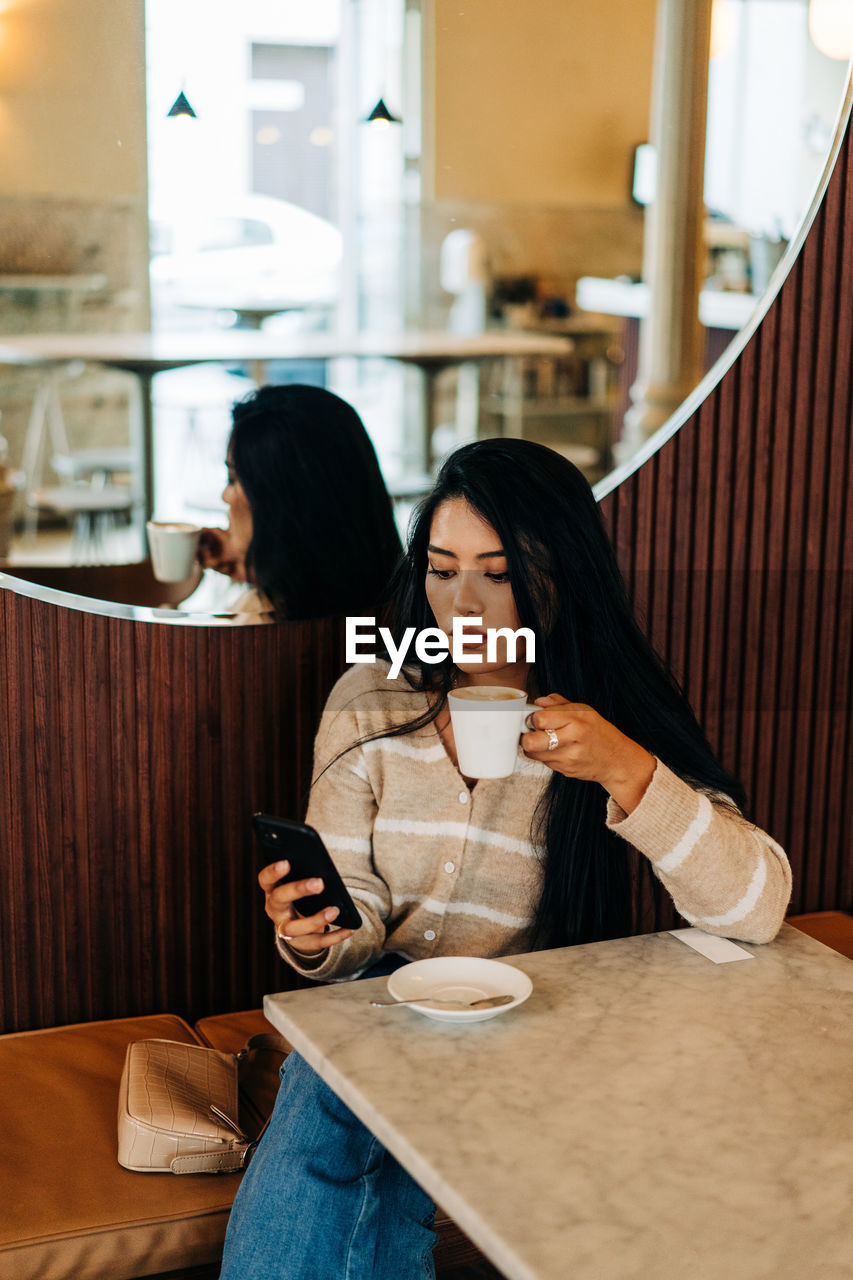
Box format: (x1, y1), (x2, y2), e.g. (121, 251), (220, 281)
(197, 384), (402, 618)
(220, 438), (791, 1280)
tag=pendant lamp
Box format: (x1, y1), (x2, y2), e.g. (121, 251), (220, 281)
(167, 90), (197, 120)
(365, 97), (402, 128)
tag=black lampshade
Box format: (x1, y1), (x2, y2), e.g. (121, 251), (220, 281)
(167, 90), (197, 120)
(365, 97), (401, 126)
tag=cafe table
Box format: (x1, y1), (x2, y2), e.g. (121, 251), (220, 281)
(263, 925), (853, 1280)
(0, 328), (573, 519)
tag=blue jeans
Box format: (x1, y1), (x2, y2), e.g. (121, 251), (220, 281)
(219, 959), (437, 1280)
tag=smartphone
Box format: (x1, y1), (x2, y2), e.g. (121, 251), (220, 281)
(252, 813), (363, 932)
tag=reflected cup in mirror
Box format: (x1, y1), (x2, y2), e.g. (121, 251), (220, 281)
(146, 520), (201, 582)
(447, 686), (539, 779)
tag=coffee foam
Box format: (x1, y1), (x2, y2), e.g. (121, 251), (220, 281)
(451, 686), (524, 702)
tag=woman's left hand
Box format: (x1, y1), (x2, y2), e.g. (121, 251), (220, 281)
(522, 693), (656, 814)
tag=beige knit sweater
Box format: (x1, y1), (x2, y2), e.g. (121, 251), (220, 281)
(278, 662), (792, 981)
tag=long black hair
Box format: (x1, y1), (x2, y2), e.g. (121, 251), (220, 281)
(384, 437), (746, 949)
(229, 384), (402, 619)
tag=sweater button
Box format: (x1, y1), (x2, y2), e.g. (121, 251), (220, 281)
(424, 929), (436, 941)
(458, 790), (469, 804)
(444, 861), (455, 874)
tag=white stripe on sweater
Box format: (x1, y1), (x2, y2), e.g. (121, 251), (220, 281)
(362, 736), (551, 775)
(362, 738), (448, 764)
(763, 834), (790, 866)
(323, 833), (373, 855)
(349, 887), (387, 914)
(375, 816), (539, 858)
(420, 896), (534, 929)
(513, 755), (552, 779)
(680, 853), (768, 928)
(656, 794), (713, 873)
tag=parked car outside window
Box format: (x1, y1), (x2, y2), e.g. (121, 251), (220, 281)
(150, 194), (342, 326)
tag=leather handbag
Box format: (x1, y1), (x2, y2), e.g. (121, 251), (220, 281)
(117, 1034), (287, 1174)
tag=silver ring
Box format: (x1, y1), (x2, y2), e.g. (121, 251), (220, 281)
(546, 728), (559, 751)
(276, 922), (294, 942)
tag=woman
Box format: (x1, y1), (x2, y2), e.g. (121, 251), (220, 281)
(220, 438), (791, 1279)
(198, 383), (402, 619)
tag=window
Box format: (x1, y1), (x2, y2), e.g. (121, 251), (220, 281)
(194, 217), (275, 252)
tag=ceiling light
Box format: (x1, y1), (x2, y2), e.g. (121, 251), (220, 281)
(365, 97), (402, 129)
(710, 0), (738, 59)
(809, 0), (853, 59)
(167, 90), (197, 120)
(256, 125), (281, 145)
(309, 126), (335, 147)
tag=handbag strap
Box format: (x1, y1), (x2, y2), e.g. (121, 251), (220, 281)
(232, 1031), (292, 1167)
(171, 1146), (252, 1174)
(239, 1032), (291, 1056)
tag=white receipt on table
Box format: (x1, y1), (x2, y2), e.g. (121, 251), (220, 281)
(668, 928), (755, 963)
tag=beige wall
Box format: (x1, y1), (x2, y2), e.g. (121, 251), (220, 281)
(0, 0), (149, 466)
(0, 0), (149, 327)
(0, 0), (148, 201)
(425, 0), (657, 206)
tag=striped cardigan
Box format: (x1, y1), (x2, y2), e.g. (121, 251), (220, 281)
(278, 662), (792, 981)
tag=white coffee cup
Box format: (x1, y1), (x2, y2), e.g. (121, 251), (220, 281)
(447, 685), (540, 779)
(146, 520), (202, 583)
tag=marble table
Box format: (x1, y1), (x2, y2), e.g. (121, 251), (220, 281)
(0, 329), (573, 517)
(264, 925), (853, 1280)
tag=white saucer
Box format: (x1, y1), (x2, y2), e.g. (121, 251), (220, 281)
(386, 956), (533, 1023)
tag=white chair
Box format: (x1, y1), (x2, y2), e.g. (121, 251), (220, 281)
(27, 482), (133, 563)
(18, 362), (140, 544)
(51, 445), (135, 484)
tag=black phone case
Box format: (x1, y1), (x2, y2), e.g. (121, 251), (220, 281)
(251, 813), (363, 931)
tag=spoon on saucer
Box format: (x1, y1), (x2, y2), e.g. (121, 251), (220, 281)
(370, 994), (515, 1010)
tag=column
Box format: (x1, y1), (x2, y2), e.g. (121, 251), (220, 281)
(619, 0), (713, 458)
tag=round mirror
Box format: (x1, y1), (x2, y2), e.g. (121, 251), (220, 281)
(0, 0), (849, 610)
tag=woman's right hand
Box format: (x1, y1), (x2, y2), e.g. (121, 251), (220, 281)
(259, 860), (356, 956)
(198, 527), (247, 581)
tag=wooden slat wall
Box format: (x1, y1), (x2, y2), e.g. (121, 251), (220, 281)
(599, 98), (853, 932)
(3, 112), (852, 1030)
(0, 594), (347, 1033)
(611, 316), (738, 445)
